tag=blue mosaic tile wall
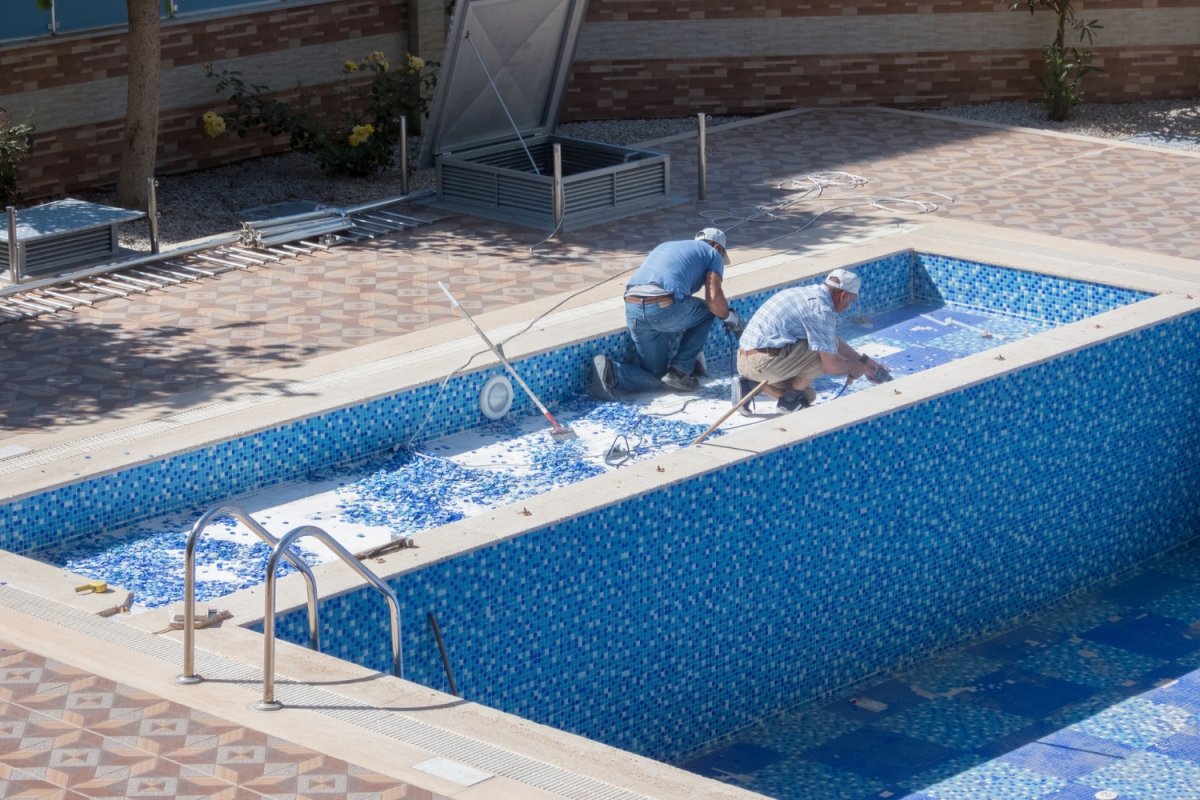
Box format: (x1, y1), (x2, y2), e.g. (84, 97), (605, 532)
(912, 254), (1149, 324)
(0, 253), (1144, 558)
(0, 251), (874, 553)
(269, 311), (1200, 765)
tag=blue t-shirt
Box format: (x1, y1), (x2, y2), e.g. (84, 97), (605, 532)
(740, 283), (839, 353)
(625, 240), (724, 301)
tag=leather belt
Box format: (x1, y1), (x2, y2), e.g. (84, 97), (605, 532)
(625, 294), (673, 306)
(740, 347), (781, 357)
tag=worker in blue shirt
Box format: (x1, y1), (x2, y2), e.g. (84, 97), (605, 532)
(735, 268), (887, 412)
(590, 228), (744, 399)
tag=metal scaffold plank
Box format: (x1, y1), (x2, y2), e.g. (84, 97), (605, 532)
(0, 207), (432, 324)
(8, 296), (60, 313)
(194, 253), (248, 270)
(71, 279), (128, 298)
(129, 268), (185, 286)
(26, 292), (75, 310)
(226, 246), (281, 263)
(42, 289), (92, 306)
(160, 260), (217, 278)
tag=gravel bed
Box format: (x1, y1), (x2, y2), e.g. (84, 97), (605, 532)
(75, 100), (1197, 251)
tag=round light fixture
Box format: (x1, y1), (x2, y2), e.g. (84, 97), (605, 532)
(479, 374), (514, 420)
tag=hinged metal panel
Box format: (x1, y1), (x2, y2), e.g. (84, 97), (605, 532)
(418, 0), (589, 169)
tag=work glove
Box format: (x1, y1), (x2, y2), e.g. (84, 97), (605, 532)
(722, 309), (745, 337)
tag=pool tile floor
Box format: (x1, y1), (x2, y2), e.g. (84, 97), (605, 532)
(679, 540), (1200, 800)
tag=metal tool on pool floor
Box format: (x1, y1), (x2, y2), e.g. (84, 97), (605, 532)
(726, 328), (748, 412)
(438, 281), (577, 441)
(693, 377), (769, 447)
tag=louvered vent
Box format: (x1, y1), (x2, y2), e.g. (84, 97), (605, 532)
(2, 199), (144, 280)
(433, 136), (670, 230)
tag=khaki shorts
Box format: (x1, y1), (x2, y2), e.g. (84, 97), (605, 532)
(737, 341), (823, 389)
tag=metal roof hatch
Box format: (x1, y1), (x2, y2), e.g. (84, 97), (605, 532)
(419, 0), (670, 231)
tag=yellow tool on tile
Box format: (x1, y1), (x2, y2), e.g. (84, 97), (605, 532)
(74, 579), (109, 594)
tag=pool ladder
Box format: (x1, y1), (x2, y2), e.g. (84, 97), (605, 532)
(174, 504), (402, 711)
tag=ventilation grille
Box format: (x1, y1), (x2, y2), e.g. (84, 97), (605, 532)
(10, 227), (116, 276)
(434, 139), (670, 230)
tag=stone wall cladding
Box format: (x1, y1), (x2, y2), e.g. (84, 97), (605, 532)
(2, 0), (406, 199)
(585, 0), (1200, 20)
(0, 1), (403, 95)
(2, 0), (1197, 199)
(563, 46), (1200, 120)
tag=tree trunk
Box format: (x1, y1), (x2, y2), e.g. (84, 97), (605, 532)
(115, 0), (161, 210)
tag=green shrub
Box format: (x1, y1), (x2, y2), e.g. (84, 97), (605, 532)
(1039, 43), (1101, 122)
(203, 51), (437, 177)
(0, 107), (34, 207)
(1011, 0), (1102, 122)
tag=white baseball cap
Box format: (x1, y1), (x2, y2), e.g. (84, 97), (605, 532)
(825, 268), (861, 295)
(695, 227), (731, 265)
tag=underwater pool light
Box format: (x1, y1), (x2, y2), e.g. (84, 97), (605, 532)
(480, 374), (514, 420)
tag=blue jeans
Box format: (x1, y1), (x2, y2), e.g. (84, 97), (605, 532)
(612, 297), (715, 392)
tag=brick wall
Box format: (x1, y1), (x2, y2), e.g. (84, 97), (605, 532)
(563, 48), (1200, 120)
(2, 0), (409, 201)
(565, 0), (1200, 120)
(2, 0), (1197, 201)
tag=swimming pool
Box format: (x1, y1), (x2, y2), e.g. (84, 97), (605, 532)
(3, 241), (1198, 772)
(29, 295), (1055, 609)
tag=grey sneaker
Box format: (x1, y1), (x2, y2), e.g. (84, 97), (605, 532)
(732, 376), (757, 417)
(589, 354), (616, 401)
(777, 386), (816, 412)
(662, 368), (699, 393)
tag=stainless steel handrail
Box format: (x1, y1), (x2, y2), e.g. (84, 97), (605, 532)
(257, 525), (402, 711)
(552, 143), (564, 234)
(5, 207), (18, 284)
(176, 504), (320, 685)
(341, 188), (434, 216)
(147, 177), (160, 254)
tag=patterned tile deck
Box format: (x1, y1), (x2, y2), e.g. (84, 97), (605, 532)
(0, 640), (445, 800)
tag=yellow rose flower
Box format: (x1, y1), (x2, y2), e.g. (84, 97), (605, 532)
(407, 54), (425, 71)
(343, 60), (358, 73)
(365, 51), (389, 71)
(202, 111), (226, 138)
(348, 123), (375, 147)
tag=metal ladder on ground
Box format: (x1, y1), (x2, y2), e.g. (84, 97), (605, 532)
(0, 195), (436, 323)
(174, 503), (402, 712)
